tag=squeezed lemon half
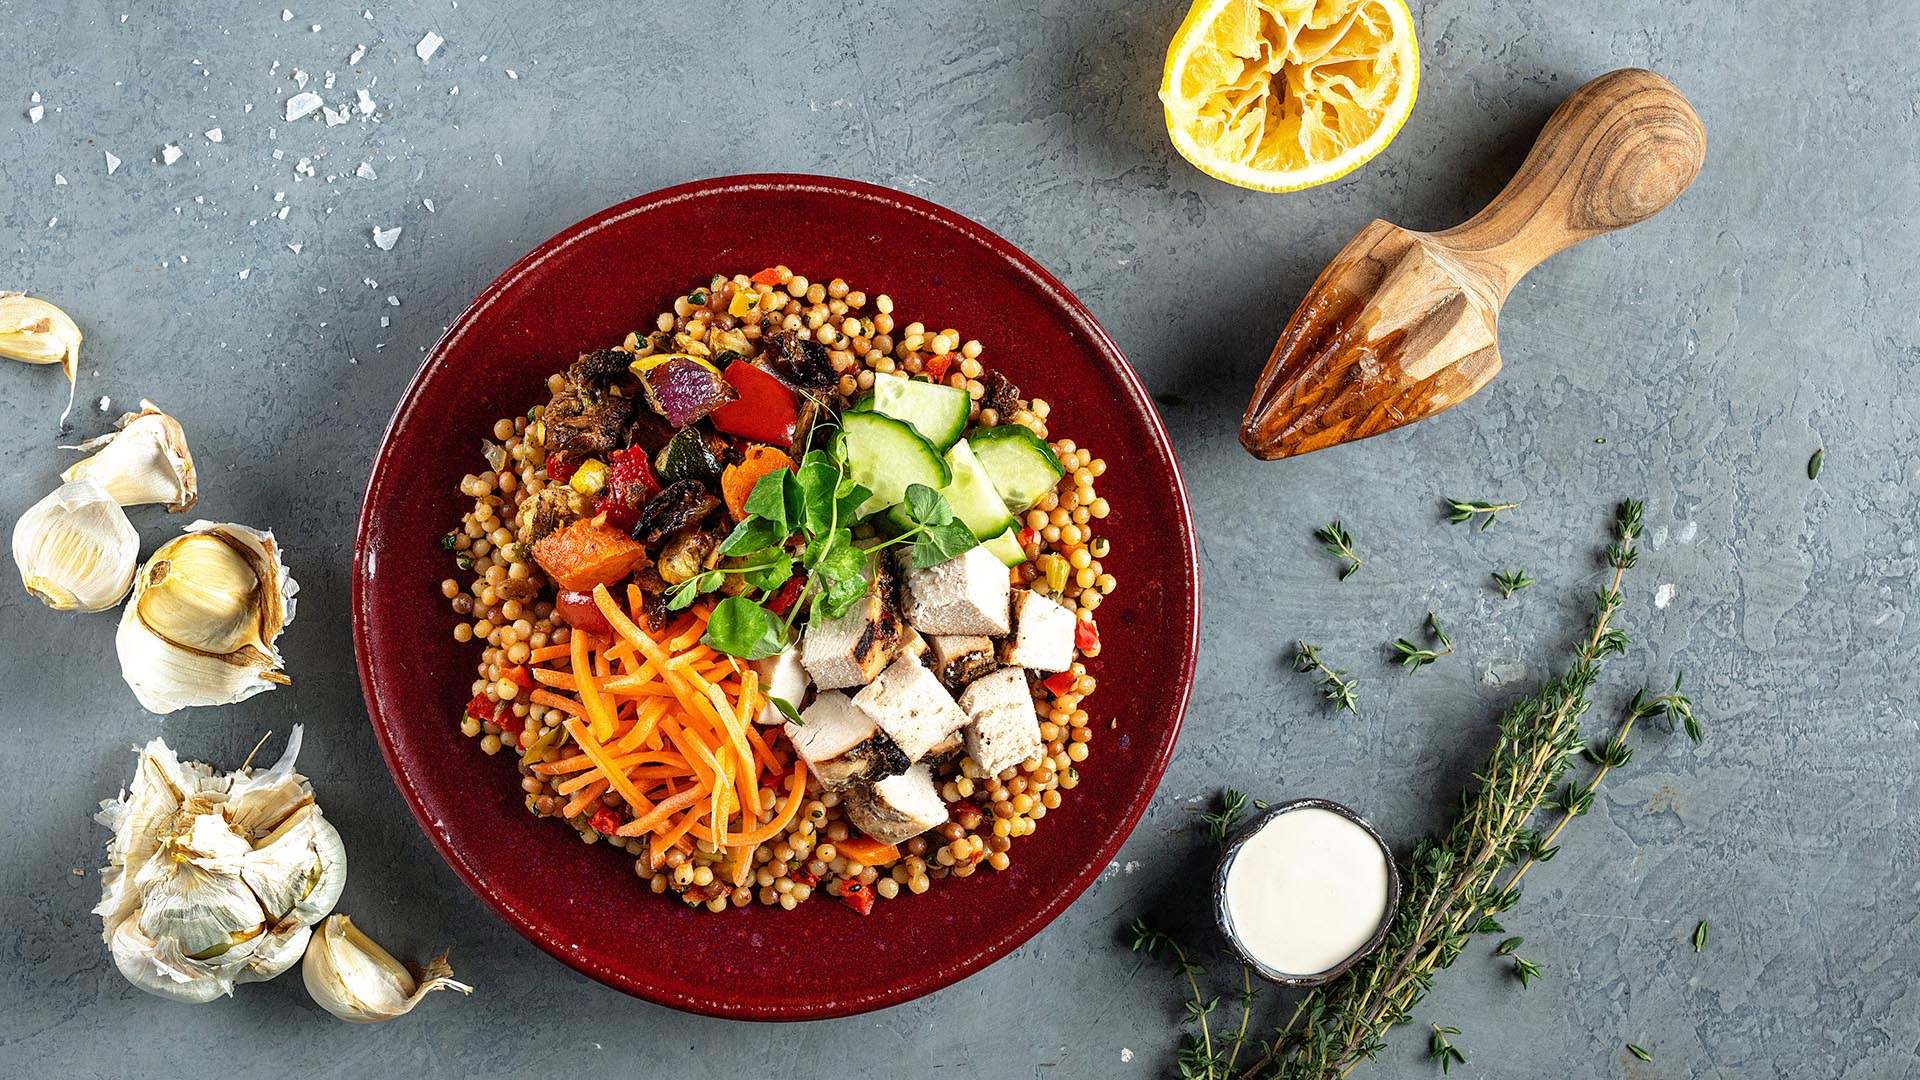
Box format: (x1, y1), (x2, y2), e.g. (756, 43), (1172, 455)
(1159, 0), (1420, 192)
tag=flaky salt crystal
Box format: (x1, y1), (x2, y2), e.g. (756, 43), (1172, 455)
(322, 106), (348, 126)
(386, 295), (400, 306)
(161, 144), (184, 165)
(28, 104), (43, 123)
(349, 45), (365, 65)
(277, 206), (290, 220)
(288, 241), (303, 254)
(293, 68), (310, 88)
(285, 91), (323, 121)
(422, 198), (435, 212)
(355, 161), (377, 179)
(416, 31), (444, 62)
(204, 127), (224, 142)
(54, 173), (66, 186)
(282, 8), (293, 20)
(506, 69), (518, 80)
(372, 225), (402, 250)
(104, 150), (121, 174)
(238, 268), (252, 280)
(356, 89), (375, 114)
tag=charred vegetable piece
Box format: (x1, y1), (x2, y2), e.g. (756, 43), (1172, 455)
(633, 480), (723, 544)
(656, 524), (721, 585)
(531, 519), (651, 591)
(760, 330), (839, 390)
(640, 357), (737, 427)
(555, 589), (615, 636)
(568, 348), (638, 388)
(710, 360), (801, 445)
(654, 426), (727, 488)
(593, 447), (660, 532)
(543, 385), (633, 462)
(980, 369), (1026, 418)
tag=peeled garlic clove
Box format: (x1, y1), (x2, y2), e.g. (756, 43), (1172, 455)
(302, 915), (474, 1022)
(116, 521), (299, 714)
(63, 400), (198, 511)
(0, 291), (81, 426)
(12, 477), (139, 611)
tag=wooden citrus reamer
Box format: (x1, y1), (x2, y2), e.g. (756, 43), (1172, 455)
(1241, 68), (1707, 460)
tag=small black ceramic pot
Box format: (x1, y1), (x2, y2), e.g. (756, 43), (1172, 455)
(1212, 797), (1402, 987)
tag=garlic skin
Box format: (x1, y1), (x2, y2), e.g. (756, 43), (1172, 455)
(63, 400), (198, 512)
(302, 915), (474, 1022)
(116, 521), (299, 714)
(0, 291), (81, 425)
(11, 477), (139, 611)
(95, 727), (347, 1003)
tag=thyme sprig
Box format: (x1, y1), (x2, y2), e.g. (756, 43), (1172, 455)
(1390, 613), (1453, 672)
(1492, 569), (1535, 598)
(1231, 501), (1647, 1079)
(1444, 498), (1520, 530)
(1314, 521), (1364, 581)
(1293, 642), (1360, 714)
(1205, 789), (1251, 847)
(1427, 1025), (1465, 1074)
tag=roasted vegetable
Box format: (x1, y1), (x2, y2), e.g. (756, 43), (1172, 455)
(530, 519), (651, 591)
(720, 446), (797, 521)
(760, 330), (839, 390)
(654, 426), (727, 488)
(640, 357), (737, 427)
(710, 361), (801, 445)
(633, 480), (723, 544)
(656, 525), (721, 585)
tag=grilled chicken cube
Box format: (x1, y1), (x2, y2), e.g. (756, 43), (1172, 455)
(959, 666), (1043, 777)
(927, 634), (998, 689)
(801, 555), (903, 690)
(844, 764), (948, 846)
(998, 589), (1077, 673)
(898, 545), (1010, 636)
(852, 654), (968, 763)
(920, 728), (964, 768)
(785, 691), (908, 789)
(750, 646), (810, 726)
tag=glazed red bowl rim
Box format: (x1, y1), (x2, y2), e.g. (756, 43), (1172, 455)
(351, 173), (1199, 1019)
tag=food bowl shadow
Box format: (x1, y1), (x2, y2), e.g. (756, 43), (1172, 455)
(1212, 797), (1402, 987)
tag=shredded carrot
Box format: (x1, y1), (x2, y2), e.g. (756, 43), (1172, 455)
(528, 643), (573, 663)
(725, 763), (809, 846)
(572, 631), (618, 743)
(562, 778), (608, 818)
(530, 689), (585, 716)
(616, 787), (704, 837)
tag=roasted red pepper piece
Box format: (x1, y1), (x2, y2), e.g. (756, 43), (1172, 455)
(765, 575), (805, 616)
(788, 868), (818, 888)
(504, 665), (535, 690)
(555, 589), (616, 637)
(1043, 671), (1076, 696)
(1017, 527), (1038, 548)
(588, 807), (623, 836)
(1075, 615), (1099, 652)
(464, 693), (496, 722)
(545, 454), (580, 484)
(839, 881), (875, 916)
(750, 267), (784, 285)
(710, 361), (800, 446)
(925, 353), (954, 383)
(594, 447), (660, 531)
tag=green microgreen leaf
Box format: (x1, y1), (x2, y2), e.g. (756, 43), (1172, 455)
(700, 595), (787, 659)
(1693, 919), (1708, 953)
(1627, 1043), (1652, 1062)
(767, 695), (802, 725)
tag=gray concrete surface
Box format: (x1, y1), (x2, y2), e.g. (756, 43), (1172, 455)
(2, 1), (1914, 1077)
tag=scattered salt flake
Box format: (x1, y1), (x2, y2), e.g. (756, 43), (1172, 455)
(54, 173), (66, 186)
(98, 396), (112, 413)
(493, 152), (503, 166)
(386, 295), (400, 306)
(31, 92), (41, 102)
(422, 198), (435, 212)
(416, 31), (444, 62)
(104, 151), (122, 174)
(380, 315), (390, 327)
(276, 206), (290, 220)
(287, 241), (304, 254)
(285, 91), (323, 121)
(506, 69), (518, 80)
(293, 68), (310, 88)
(48, 217), (57, 228)
(204, 127), (224, 142)
(322, 106), (348, 126)
(323, 71), (337, 89)
(28, 105), (44, 123)
(355, 161), (377, 179)
(372, 225), (402, 250)
(363, 9), (372, 19)
(238, 268), (252, 280)
(449, 85), (459, 96)
(310, 23), (321, 32)
(273, 190), (286, 202)
(1121, 1049), (1134, 1063)
(244, 102), (254, 113)
(1654, 583), (1677, 609)
(356, 88), (375, 114)
(282, 8), (293, 20)
(272, 148), (285, 160)
(161, 143), (184, 165)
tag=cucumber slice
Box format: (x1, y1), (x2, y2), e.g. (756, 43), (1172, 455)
(865, 377), (971, 451)
(889, 439), (1016, 542)
(841, 410), (952, 518)
(967, 424), (1065, 514)
(982, 527), (1027, 567)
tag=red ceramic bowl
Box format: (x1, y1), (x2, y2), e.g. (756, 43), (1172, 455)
(352, 174), (1199, 1019)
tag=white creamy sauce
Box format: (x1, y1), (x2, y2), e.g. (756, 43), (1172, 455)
(1224, 808), (1389, 976)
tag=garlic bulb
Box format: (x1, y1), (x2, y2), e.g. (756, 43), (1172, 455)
(63, 400), (198, 511)
(95, 726), (347, 1003)
(0, 291), (81, 426)
(117, 521), (298, 714)
(302, 915), (474, 1022)
(11, 477), (139, 611)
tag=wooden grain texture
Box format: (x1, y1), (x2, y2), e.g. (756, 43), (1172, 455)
(1242, 69), (1706, 460)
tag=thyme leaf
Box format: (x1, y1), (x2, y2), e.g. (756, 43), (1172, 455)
(1390, 613), (1454, 672)
(1693, 920), (1708, 953)
(1314, 520), (1364, 581)
(1293, 642), (1359, 713)
(1443, 497), (1521, 530)
(1492, 569), (1535, 599)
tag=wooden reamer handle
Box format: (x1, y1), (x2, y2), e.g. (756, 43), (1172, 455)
(1437, 68), (1706, 298)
